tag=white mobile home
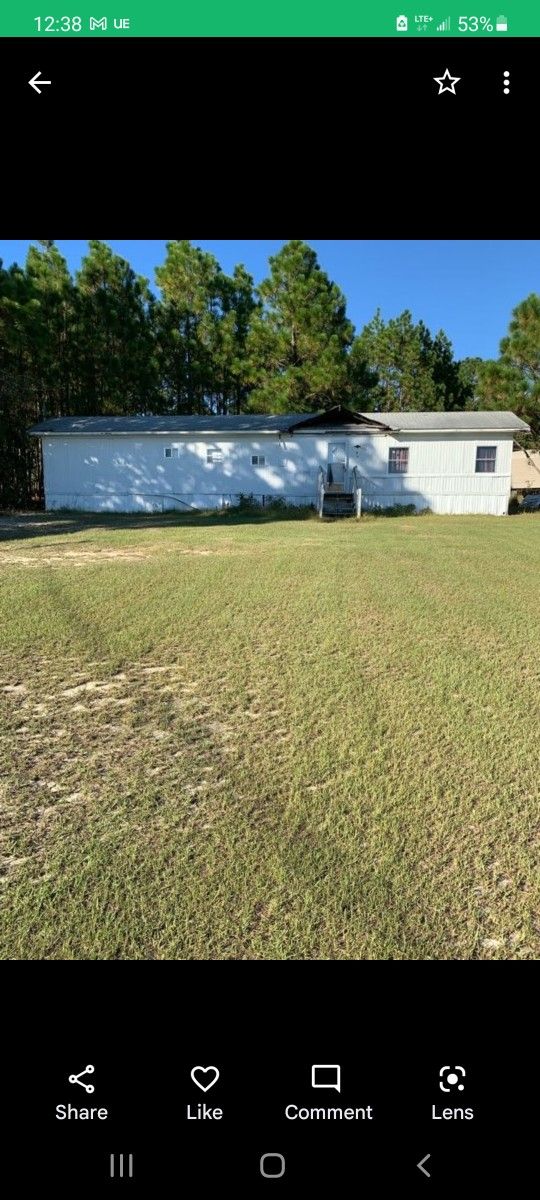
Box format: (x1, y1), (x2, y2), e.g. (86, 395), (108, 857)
(29, 407), (530, 517)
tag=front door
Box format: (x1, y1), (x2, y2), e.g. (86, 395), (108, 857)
(328, 442), (347, 488)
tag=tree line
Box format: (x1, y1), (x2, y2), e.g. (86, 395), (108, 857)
(1, 239), (538, 507)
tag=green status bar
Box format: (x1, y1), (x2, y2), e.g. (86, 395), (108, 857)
(3, 1), (538, 36)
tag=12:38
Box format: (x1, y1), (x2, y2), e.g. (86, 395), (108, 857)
(34, 15), (83, 30)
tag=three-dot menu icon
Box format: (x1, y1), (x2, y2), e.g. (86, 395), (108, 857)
(503, 70), (510, 94)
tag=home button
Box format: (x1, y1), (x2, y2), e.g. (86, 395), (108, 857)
(260, 1153), (286, 1178)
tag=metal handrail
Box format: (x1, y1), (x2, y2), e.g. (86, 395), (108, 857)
(352, 467), (374, 491)
(317, 466), (326, 517)
(351, 466), (362, 517)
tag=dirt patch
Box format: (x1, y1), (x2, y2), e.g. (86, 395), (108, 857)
(61, 681), (122, 698)
(0, 654), (243, 882)
(0, 549), (149, 566)
(63, 550), (148, 559)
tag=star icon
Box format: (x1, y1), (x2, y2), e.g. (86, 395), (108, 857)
(434, 67), (461, 94)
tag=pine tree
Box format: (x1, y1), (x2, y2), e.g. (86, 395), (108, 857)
(467, 296), (540, 444)
(499, 294), (540, 442)
(353, 309), (467, 411)
(209, 265), (258, 414)
(155, 241), (221, 414)
(247, 240), (354, 413)
(345, 337), (379, 409)
(75, 240), (157, 414)
(0, 258), (41, 505)
(456, 357), (485, 407)
(24, 240), (76, 417)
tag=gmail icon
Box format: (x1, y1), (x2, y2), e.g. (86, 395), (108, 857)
(89, 15), (107, 28)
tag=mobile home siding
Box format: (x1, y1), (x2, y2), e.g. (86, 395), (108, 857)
(356, 433), (514, 515)
(40, 428), (515, 516)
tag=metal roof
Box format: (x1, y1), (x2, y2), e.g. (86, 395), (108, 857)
(377, 411), (530, 432)
(29, 409), (530, 436)
(28, 414), (306, 435)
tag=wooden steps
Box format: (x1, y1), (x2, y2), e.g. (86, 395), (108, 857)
(321, 492), (355, 517)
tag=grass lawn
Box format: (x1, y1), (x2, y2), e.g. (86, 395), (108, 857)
(1, 508), (539, 960)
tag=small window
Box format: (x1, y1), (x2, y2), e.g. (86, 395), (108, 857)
(207, 449), (223, 464)
(164, 446), (180, 459)
(388, 447), (409, 474)
(475, 446), (496, 473)
(252, 455), (266, 467)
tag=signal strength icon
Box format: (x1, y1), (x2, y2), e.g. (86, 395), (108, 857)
(437, 15), (451, 29)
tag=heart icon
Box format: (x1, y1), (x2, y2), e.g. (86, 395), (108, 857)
(190, 1065), (220, 1093)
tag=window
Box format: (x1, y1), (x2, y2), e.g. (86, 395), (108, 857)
(252, 454), (266, 467)
(475, 446), (497, 473)
(388, 447), (409, 473)
(164, 446), (180, 459)
(207, 449), (223, 464)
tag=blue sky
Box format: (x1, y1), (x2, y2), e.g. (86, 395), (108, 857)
(1, 239), (538, 361)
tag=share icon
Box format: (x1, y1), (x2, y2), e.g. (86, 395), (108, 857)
(68, 1065), (95, 1094)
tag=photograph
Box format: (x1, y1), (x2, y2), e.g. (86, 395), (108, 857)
(1, 238), (539, 962)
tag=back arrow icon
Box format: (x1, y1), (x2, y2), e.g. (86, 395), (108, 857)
(417, 1154), (431, 1178)
(29, 71), (52, 94)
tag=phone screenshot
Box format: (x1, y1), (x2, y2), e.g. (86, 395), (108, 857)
(1, 0), (538, 1192)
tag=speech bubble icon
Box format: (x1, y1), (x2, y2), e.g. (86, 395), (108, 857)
(311, 1064), (341, 1092)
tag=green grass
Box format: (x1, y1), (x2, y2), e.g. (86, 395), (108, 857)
(1, 509), (539, 960)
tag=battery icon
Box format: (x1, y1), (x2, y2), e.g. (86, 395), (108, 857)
(496, 14), (508, 30)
